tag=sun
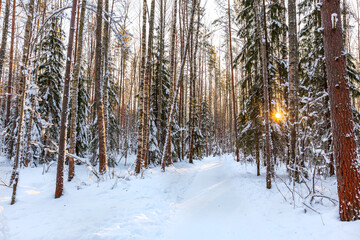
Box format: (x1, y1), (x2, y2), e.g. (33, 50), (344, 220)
(275, 112), (282, 120)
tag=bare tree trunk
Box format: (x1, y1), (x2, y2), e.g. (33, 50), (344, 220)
(163, 0), (178, 165)
(161, 0), (197, 171)
(135, 0), (147, 174)
(256, 0), (272, 189)
(189, 1), (201, 164)
(227, 0), (240, 162)
(68, 0), (87, 182)
(288, 0), (299, 179)
(0, 0), (10, 92)
(321, 0), (360, 221)
(55, 0), (78, 198)
(94, 0), (108, 174)
(142, 0), (156, 169)
(155, 0), (165, 160)
(10, 0), (35, 203)
(102, 0), (110, 150)
(4, 0), (17, 128)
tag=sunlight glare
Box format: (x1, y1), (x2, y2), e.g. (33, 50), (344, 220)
(275, 112), (282, 120)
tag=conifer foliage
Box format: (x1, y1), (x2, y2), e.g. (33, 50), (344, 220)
(36, 17), (65, 163)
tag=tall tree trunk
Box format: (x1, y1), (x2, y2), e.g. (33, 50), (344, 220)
(55, 0), (78, 198)
(102, 0), (110, 150)
(94, 0), (108, 174)
(4, 0), (17, 128)
(0, 0), (10, 94)
(68, 0), (87, 181)
(163, 0), (178, 165)
(288, 0), (299, 179)
(161, 0), (197, 171)
(321, 0), (360, 221)
(256, 0), (272, 189)
(135, 0), (147, 174)
(155, 0), (165, 159)
(227, 0), (240, 162)
(10, 0), (35, 203)
(142, 0), (156, 169)
(189, 1), (201, 164)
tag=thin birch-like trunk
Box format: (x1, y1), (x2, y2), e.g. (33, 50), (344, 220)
(135, 0), (147, 174)
(161, 0), (197, 171)
(10, 0), (35, 204)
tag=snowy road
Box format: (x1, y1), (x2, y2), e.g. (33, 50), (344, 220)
(1, 155), (360, 240)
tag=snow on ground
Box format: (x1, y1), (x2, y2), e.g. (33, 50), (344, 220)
(0, 154), (360, 240)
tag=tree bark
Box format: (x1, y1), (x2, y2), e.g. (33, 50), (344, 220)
(142, 0), (156, 169)
(68, 0), (87, 182)
(163, 0), (178, 165)
(189, 1), (201, 164)
(0, 0), (10, 95)
(102, 0), (110, 150)
(55, 0), (78, 198)
(227, 0), (240, 162)
(288, 0), (299, 179)
(256, 0), (272, 189)
(135, 0), (147, 174)
(321, 0), (360, 221)
(94, 0), (108, 174)
(4, 0), (17, 128)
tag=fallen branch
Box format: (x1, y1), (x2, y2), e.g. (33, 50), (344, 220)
(310, 194), (338, 205)
(0, 178), (11, 188)
(273, 177), (287, 202)
(303, 202), (321, 215)
(66, 153), (100, 180)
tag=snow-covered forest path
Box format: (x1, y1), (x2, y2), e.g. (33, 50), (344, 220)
(1, 155), (360, 240)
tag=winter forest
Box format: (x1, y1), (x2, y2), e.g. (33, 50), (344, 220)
(0, 0), (360, 239)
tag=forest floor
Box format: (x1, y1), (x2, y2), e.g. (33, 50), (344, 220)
(0, 154), (360, 240)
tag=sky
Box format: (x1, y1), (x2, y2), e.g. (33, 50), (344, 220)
(124, 0), (359, 56)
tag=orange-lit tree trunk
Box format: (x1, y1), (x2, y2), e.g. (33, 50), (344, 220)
(68, 0), (87, 181)
(94, 0), (108, 174)
(55, 0), (78, 198)
(321, 0), (360, 221)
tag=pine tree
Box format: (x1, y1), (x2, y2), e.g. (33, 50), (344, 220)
(321, 0), (360, 221)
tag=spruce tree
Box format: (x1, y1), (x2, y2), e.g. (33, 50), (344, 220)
(36, 17), (65, 163)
